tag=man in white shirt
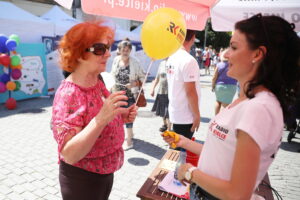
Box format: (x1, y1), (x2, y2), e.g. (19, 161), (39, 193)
(166, 30), (201, 147)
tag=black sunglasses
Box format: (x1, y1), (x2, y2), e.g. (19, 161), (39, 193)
(86, 43), (110, 56)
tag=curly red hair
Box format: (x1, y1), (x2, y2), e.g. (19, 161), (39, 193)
(59, 21), (114, 72)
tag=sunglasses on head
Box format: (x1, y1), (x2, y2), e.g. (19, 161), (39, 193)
(86, 43), (110, 56)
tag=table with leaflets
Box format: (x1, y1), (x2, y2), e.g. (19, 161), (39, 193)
(136, 149), (274, 200)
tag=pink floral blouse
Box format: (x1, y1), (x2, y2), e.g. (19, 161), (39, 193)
(51, 80), (125, 174)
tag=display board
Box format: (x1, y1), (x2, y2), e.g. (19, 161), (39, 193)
(0, 43), (48, 103)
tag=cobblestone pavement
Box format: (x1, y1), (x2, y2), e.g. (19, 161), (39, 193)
(0, 69), (299, 200)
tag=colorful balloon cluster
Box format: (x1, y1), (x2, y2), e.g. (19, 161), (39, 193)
(0, 34), (22, 110)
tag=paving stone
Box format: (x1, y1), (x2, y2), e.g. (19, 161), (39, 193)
(7, 192), (25, 200)
(0, 185), (12, 195)
(21, 182), (37, 192)
(12, 184), (26, 194)
(20, 191), (37, 200)
(32, 189), (47, 198)
(44, 186), (59, 195)
(7, 174), (26, 185)
(31, 180), (47, 189)
(1, 179), (16, 187)
(42, 193), (60, 200)
(42, 178), (57, 187)
(31, 172), (46, 180)
(0, 193), (6, 200)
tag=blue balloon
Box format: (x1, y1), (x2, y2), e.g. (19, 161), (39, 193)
(0, 34), (8, 52)
(0, 73), (10, 83)
(6, 39), (17, 51)
(0, 34), (8, 44)
(0, 45), (8, 53)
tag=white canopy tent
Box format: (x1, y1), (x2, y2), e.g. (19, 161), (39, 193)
(101, 18), (141, 42)
(0, 2), (55, 43)
(41, 5), (81, 36)
(115, 29), (140, 42)
(211, 0), (300, 31)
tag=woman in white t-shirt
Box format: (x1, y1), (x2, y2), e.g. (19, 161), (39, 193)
(162, 14), (300, 200)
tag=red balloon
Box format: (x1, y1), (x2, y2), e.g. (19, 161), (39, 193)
(0, 54), (10, 66)
(5, 98), (17, 110)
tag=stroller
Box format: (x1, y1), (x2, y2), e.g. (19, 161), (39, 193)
(286, 98), (300, 143)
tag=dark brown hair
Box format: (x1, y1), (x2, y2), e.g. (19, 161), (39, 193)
(185, 29), (196, 42)
(235, 14), (300, 119)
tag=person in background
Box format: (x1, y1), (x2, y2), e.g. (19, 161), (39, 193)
(166, 29), (201, 149)
(196, 48), (203, 69)
(162, 14), (300, 200)
(111, 40), (145, 150)
(116, 38), (131, 56)
(51, 22), (138, 200)
(210, 49), (219, 71)
(212, 49), (237, 115)
(150, 58), (171, 132)
(203, 47), (211, 75)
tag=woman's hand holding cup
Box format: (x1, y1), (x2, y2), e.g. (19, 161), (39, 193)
(94, 91), (128, 125)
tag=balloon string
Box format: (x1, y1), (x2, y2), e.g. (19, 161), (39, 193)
(136, 59), (154, 107)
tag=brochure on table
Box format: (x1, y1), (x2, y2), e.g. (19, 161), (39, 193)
(158, 171), (190, 199)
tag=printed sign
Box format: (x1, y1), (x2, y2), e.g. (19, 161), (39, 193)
(0, 43), (48, 103)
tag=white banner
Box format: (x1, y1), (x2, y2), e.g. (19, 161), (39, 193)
(211, 0), (300, 31)
(54, 0), (74, 9)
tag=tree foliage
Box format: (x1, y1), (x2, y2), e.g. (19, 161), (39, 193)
(195, 19), (231, 51)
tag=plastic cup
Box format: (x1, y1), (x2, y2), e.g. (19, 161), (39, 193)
(186, 150), (199, 167)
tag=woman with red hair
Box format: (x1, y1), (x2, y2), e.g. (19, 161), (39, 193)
(51, 22), (138, 200)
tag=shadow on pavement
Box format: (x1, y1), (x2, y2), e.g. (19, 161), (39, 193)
(127, 157), (150, 166)
(132, 138), (167, 160)
(146, 99), (155, 103)
(200, 80), (212, 84)
(280, 141), (300, 153)
(0, 96), (54, 118)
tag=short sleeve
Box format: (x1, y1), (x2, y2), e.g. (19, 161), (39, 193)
(183, 58), (199, 82)
(51, 86), (86, 153)
(235, 102), (272, 151)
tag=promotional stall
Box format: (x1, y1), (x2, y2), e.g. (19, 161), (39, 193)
(41, 5), (81, 94)
(41, 5), (81, 36)
(0, 2), (52, 108)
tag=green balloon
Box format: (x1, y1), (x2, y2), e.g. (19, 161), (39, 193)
(14, 81), (21, 91)
(9, 34), (20, 45)
(11, 55), (21, 66)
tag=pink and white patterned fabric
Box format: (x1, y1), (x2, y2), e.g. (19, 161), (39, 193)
(51, 80), (125, 174)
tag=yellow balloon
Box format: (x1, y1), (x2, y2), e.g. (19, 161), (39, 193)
(141, 8), (187, 60)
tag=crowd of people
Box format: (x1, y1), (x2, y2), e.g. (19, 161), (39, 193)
(195, 46), (223, 75)
(51, 14), (300, 200)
